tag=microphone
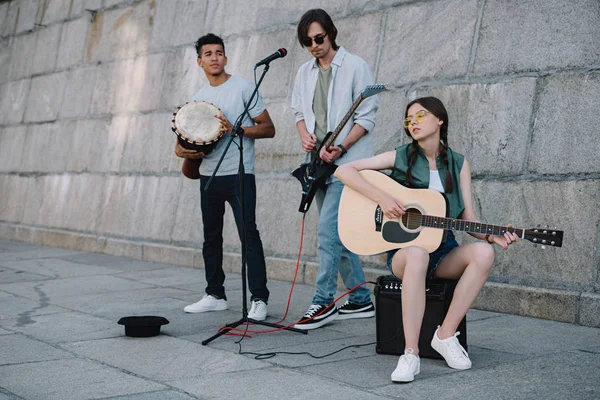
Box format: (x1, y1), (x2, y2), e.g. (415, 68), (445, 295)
(254, 48), (287, 69)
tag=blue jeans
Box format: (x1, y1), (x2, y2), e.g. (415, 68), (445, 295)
(200, 174), (269, 302)
(312, 180), (372, 306)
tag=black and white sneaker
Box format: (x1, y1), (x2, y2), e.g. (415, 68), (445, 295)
(293, 304), (338, 330)
(337, 301), (375, 320)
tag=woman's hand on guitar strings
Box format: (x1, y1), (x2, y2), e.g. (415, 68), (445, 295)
(174, 141), (205, 159)
(488, 224), (520, 250)
(379, 194), (406, 220)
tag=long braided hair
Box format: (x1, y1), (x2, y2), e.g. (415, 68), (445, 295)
(404, 97), (453, 193)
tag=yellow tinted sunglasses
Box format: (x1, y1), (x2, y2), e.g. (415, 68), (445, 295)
(403, 110), (430, 128)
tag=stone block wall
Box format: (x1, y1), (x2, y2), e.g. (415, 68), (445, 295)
(1, 0), (599, 326)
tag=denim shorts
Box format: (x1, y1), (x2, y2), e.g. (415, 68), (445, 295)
(386, 231), (459, 279)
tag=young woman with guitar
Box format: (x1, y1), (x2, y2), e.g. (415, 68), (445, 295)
(335, 97), (520, 382)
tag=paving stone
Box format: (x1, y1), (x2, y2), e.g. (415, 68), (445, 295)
(4, 311), (120, 344)
(0, 334), (73, 365)
(0, 257), (118, 278)
(0, 358), (165, 400)
(169, 366), (384, 400)
(64, 335), (267, 381)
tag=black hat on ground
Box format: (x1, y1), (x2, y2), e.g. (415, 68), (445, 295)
(117, 316), (170, 337)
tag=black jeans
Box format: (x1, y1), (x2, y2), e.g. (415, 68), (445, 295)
(200, 174), (269, 302)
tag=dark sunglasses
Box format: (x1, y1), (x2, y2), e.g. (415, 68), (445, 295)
(301, 33), (327, 47)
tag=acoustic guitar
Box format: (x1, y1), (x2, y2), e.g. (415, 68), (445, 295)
(338, 170), (563, 255)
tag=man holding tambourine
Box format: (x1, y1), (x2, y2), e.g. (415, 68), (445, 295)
(174, 33), (276, 321)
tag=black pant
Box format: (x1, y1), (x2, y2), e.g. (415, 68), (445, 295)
(200, 174), (269, 302)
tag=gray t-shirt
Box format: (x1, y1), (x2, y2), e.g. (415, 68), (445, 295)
(191, 75), (266, 176)
(312, 65), (332, 146)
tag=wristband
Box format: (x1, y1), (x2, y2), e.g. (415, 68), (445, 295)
(338, 144), (347, 155)
(485, 234), (493, 243)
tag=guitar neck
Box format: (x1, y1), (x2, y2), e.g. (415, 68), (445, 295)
(323, 95), (364, 150)
(420, 215), (523, 238)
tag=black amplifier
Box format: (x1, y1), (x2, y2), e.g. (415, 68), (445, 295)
(374, 274), (467, 359)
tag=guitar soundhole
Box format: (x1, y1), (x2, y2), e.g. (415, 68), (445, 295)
(401, 209), (423, 230)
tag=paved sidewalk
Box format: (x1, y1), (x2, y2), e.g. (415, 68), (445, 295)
(0, 239), (598, 400)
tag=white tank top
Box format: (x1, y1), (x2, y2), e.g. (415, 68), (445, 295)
(429, 170), (445, 193)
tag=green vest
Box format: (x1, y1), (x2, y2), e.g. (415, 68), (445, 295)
(389, 143), (466, 219)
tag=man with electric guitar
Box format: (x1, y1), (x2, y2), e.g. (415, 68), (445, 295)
(335, 96), (522, 383)
(291, 9), (381, 330)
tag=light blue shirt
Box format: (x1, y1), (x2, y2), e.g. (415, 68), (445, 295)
(291, 46), (379, 167)
(192, 75), (265, 176)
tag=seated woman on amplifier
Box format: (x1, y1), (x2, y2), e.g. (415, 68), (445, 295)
(334, 96), (519, 383)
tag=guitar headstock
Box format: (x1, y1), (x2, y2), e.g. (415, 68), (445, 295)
(523, 226), (563, 248)
(361, 84), (387, 99)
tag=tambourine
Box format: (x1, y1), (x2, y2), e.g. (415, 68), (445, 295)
(172, 101), (223, 154)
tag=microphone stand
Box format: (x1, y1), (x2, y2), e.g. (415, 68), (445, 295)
(202, 63), (307, 346)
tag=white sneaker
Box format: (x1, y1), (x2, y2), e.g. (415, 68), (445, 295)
(431, 327), (472, 370)
(248, 300), (268, 321)
(183, 295), (228, 313)
(391, 349), (420, 382)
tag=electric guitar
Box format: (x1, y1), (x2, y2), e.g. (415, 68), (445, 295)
(292, 84), (387, 213)
(338, 170), (564, 255)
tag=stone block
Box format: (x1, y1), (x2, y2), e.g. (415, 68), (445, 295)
(21, 121), (75, 173)
(474, 0), (600, 76)
(529, 73), (600, 174)
(253, 99), (306, 174)
(371, 89), (407, 154)
(348, 0), (413, 12)
(149, 0), (209, 50)
(113, 112), (174, 172)
(82, 0), (103, 11)
(40, 230), (101, 253)
(580, 292), (600, 328)
(0, 79), (29, 125)
(379, 0), (479, 85)
(265, 256), (306, 283)
(60, 67), (97, 118)
(40, 0), (84, 24)
(142, 242), (195, 267)
(230, 177), (320, 259)
(63, 119), (110, 172)
(473, 180), (598, 286)
(0, 38), (11, 85)
(99, 237), (144, 260)
(24, 72), (67, 122)
(57, 16), (90, 69)
(98, 176), (182, 241)
(9, 0), (40, 34)
(473, 281), (580, 323)
(0, 175), (29, 222)
(336, 12), (383, 75)
(0, 2), (12, 36)
(37, 175), (105, 232)
(85, 3), (153, 63)
(410, 77), (537, 175)
(31, 24), (61, 76)
(111, 53), (167, 113)
(89, 62), (113, 115)
(96, 175), (137, 237)
(0, 125), (26, 171)
(204, 0), (348, 37)
(170, 177), (203, 244)
(159, 46), (207, 110)
(8, 32), (35, 80)
(224, 28), (297, 100)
